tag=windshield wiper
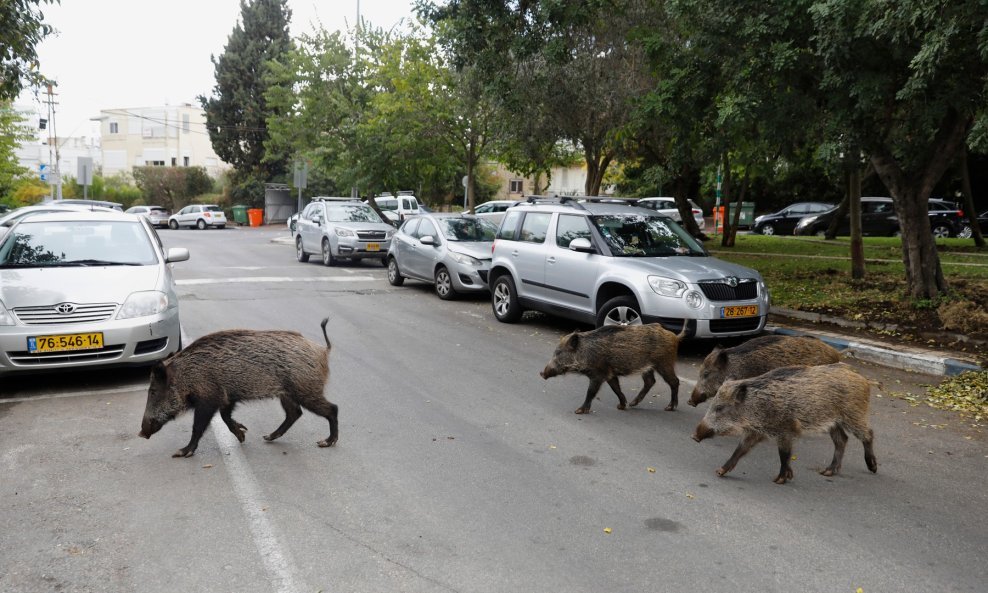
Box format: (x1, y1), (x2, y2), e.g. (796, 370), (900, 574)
(55, 259), (140, 266)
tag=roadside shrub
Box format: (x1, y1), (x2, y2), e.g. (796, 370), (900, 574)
(938, 300), (988, 336)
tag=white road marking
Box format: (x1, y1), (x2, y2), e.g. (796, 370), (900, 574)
(0, 384), (147, 403)
(213, 420), (308, 593)
(177, 275), (376, 285)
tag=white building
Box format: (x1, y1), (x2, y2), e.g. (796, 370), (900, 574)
(12, 103), (101, 185)
(94, 104), (228, 178)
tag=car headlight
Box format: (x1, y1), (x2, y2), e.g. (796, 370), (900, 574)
(685, 290), (704, 309)
(449, 252), (482, 267)
(648, 276), (687, 298)
(336, 228), (354, 237)
(0, 300), (14, 326)
(385, 229), (395, 239)
(117, 291), (172, 320)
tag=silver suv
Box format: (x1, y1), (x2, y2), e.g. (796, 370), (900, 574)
(488, 197), (770, 337)
(295, 198), (395, 266)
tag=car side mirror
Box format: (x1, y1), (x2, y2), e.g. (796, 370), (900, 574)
(420, 235), (436, 246)
(165, 247), (190, 263)
(568, 238), (595, 253)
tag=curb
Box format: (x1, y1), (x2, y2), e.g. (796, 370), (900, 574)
(765, 323), (982, 377)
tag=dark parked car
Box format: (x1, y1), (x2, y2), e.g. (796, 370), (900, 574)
(752, 202), (834, 236)
(957, 210), (988, 239)
(794, 197), (964, 238)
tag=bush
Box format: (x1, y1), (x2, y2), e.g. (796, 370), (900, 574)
(938, 300), (988, 336)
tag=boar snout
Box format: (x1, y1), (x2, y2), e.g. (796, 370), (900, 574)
(687, 387), (707, 407)
(692, 421), (716, 442)
(540, 366), (557, 380)
(140, 417), (163, 439)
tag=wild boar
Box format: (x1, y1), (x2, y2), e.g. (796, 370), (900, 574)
(540, 322), (686, 414)
(692, 363), (877, 484)
(688, 334), (841, 407)
(138, 318), (338, 458)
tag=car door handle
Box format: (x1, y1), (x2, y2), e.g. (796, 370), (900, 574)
(546, 256), (556, 264)
(511, 250), (519, 257)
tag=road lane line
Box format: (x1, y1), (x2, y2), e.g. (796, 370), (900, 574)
(213, 421), (308, 593)
(0, 384), (147, 403)
(177, 275), (375, 285)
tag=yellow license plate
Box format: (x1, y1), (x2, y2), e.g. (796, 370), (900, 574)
(366, 243), (381, 252)
(28, 332), (104, 353)
(720, 305), (759, 318)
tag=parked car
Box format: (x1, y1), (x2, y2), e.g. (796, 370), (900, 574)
(0, 210), (189, 375)
(927, 199), (965, 238)
(957, 210), (988, 239)
(371, 191), (421, 222)
(488, 197), (770, 336)
(168, 204), (227, 229)
(387, 213), (497, 300)
(794, 196), (964, 237)
(58, 198), (124, 212)
(635, 197), (706, 230)
(752, 202), (834, 236)
(473, 200), (519, 226)
(125, 205), (171, 228)
(0, 203), (110, 241)
(295, 198), (395, 266)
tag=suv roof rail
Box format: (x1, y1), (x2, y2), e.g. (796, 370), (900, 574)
(523, 195), (588, 210)
(312, 196), (361, 202)
(579, 197), (637, 205)
(396, 190), (415, 196)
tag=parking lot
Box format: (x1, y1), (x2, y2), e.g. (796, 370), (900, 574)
(2, 226), (987, 593)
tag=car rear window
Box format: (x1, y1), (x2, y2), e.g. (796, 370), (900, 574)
(204, 206), (224, 213)
(497, 211), (524, 240)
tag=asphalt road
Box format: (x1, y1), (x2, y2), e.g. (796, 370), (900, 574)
(1, 225), (986, 593)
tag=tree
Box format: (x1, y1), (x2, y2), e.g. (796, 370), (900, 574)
(811, 0), (988, 299)
(132, 166), (214, 211)
(0, 0), (58, 101)
(0, 102), (32, 200)
(200, 0), (293, 201)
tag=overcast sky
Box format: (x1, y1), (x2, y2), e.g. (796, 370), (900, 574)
(18, 0), (417, 141)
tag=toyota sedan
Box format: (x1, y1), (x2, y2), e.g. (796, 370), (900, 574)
(0, 210), (189, 375)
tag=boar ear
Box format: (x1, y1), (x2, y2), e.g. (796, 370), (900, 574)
(714, 349), (729, 368)
(564, 332), (580, 350)
(732, 384), (748, 403)
(150, 361), (169, 382)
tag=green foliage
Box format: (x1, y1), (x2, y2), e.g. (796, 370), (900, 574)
(201, 0), (293, 183)
(5, 177), (49, 207)
(0, 0), (58, 101)
(0, 102), (33, 199)
(132, 166), (216, 210)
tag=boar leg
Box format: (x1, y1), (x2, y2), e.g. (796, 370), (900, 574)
(774, 435), (795, 484)
(300, 397), (339, 447)
(220, 404), (247, 443)
(820, 425), (848, 477)
(606, 377), (629, 410)
(716, 431), (764, 477)
(576, 378), (605, 414)
(629, 370), (655, 408)
(173, 403), (217, 458)
(847, 424), (878, 473)
(655, 361), (680, 411)
(263, 396), (303, 442)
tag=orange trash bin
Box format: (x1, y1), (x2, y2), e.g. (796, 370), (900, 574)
(247, 208), (264, 227)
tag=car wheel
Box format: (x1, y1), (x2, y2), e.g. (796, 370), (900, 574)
(196, 219), (207, 230)
(761, 224), (775, 236)
(380, 257), (388, 268)
(932, 224), (952, 238)
(296, 236), (309, 262)
(492, 274), (523, 323)
(168, 220), (179, 230)
(387, 257), (404, 286)
(321, 239), (335, 266)
(435, 266), (456, 300)
(597, 295), (643, 327)
(217, 225), (225, 230)
(958, 225), (973, 239)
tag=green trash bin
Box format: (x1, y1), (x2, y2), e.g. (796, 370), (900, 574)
(232, 204), (248, 226)
(726, 202), (756, 229)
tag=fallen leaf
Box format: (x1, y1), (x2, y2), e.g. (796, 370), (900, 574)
(791, 455), (797, 461)
(603, 528), (612, 534)
(647, 467), (656, 473)
(686, 492), (695, 500)
(202, 464), (213, 469)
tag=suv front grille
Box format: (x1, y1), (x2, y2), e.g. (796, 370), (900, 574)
(698, 280), (757, 301)
(14, 303), (117, 325)
(357, 230), (388, 241)
(709, 317), (763, 333)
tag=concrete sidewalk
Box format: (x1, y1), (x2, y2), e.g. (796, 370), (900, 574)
(766, 307), (982, 376)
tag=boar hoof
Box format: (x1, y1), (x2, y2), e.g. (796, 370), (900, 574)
(616, 403), (626, 410)
(262, 434), (278, 442)
(664, 403), (677, 411)
(715, 467), (729, 477)
(172, 448), (195, 458)
(317, 437), (337, 447)
(574, 407), (590, 414)
(233, 429), (246, 443)
(773, 469), (794, 484)
(819, 468), (837, 477)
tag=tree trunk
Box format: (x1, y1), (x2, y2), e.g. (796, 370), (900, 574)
(723, 165), (750, 248)
(670, 166), (704, 238)
(718, 152), (733, 246)
(958, 145), (985, 247)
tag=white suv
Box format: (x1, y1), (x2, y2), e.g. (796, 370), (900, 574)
(635, 197), (705, 230)
(488, 197), (769, 337)
(295, 198), (395, 266)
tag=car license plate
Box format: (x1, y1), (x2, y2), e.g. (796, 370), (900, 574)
(366, 243), (380, 252)
(720, 305), (759, 318)
(28, 332), (104, 353)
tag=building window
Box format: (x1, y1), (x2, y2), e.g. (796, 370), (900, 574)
(509, 179), (523, 193)
(147, 160), (165, 166)
(183, 156), (190, 166)
(171, 157), (177, 166)
(182, 114), (190, 133)
(109, 121), (119, 134)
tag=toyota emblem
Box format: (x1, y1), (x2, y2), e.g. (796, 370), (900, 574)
(55, 303), (76, 315)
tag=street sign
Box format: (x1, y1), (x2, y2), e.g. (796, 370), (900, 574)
(39, 163), (47, 182)
(293, 161), (308, 189)
(77, 157), (94, 186)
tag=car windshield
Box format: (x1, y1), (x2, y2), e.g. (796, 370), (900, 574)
(591, 214), (705, 257)
(326, 204), (379, 223)
(438, 217), (497, 241)
(0, 220), (157, 268)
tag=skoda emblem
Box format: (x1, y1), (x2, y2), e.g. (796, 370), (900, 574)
(55, 303), (76, 315)
(725, 277), (739, 288)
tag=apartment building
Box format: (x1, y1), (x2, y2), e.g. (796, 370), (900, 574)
(95, 104), (228, 177)
(488, 162), (590, 200)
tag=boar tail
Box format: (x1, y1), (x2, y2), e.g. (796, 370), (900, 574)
(676, 319), (689, 341)
(320, 317), (332, 352)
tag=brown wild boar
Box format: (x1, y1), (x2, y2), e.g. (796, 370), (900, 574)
(540, 322), (686, 414)
(688, 334), (841, 406)
(138, 318), (338, 458)
(692, 363), (877, 484)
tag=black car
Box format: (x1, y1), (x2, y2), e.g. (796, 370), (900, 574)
(794, 197), (964, 238)
(752, 202), (834, 236)
(957, 210), (988, 239)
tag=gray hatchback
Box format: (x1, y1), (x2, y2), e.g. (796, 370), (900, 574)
(387, 213), (497, 299)
(488, 197), (770, 337)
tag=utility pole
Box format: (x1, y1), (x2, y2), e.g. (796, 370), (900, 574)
(42, 84), (60, 200)
(351, 0), (361, 200)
